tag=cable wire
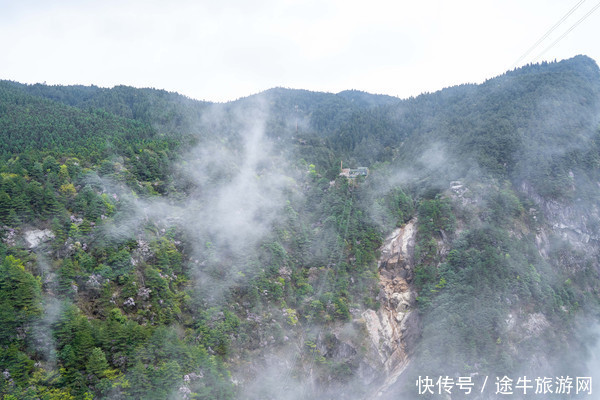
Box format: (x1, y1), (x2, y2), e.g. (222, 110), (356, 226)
(511, 0), (586, 69)
(532, 0), (600, 62)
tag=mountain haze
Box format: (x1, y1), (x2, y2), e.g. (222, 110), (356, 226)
(1, 55), (599, 399)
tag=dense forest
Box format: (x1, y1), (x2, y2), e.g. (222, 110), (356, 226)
(1, 55), (600, 399)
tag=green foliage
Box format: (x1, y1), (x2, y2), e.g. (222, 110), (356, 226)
(0, 256), (42, 343)
(386, 188), (414, 227)
(106, 248), (133, 278)
(1, 57), (600, 397)
(124, 326), (234, 399)
(85, 347), (109, 378)
(54, 305), (95, 371)
(152, 238), (183, 276)
(0, 345), (36, 387)
(194, 309), (240, 356)
(417, 196), (456, 239)
(412, 223), (582, 378)
(0, 81), (158, 160)
(484, 186), (524, 224)
(413, 195), (456, 305)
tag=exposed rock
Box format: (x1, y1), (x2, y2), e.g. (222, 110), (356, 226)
(505, 313), (516, 331)
(316, 331), (357, 360)
(86, 274), (104, 289)
(307, 267), (320, 283)
(1, 227), (17, 246)
(361, 219), (419, 396)
(23, 229), (55, 249)
(279, 266), (292, 278)
(521, 181), (600, 251)
(449, 180), (475, 205)
(137, 287), (152, 300)
(523, 312), (550, 339)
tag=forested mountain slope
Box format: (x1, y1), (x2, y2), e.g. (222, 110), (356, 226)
(1, 55), (599, 399)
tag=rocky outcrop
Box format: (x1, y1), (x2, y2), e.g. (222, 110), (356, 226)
(23, 229), (55, 249)
(521, 181), (600, 252)
(361, 219), (419, 397)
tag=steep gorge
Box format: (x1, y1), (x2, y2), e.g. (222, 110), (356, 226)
(362, 220), (419, 397)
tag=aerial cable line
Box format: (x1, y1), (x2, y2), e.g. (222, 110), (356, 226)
(532, 0), (600, 62)
(511, 0), (586, 69)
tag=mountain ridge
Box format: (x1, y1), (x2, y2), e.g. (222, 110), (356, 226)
(1, 55), (599, 399)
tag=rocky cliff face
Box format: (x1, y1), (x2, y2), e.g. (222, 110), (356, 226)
(521, 181), (600, 252)
(227, 220), (422, 400)
(361, 219), (420, 397)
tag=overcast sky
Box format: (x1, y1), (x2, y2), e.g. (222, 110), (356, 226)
(1, 0), (599, 102)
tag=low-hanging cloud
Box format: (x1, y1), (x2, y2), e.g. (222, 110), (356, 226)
(183, 100), (292, 253)
(93, 97), (299, 301)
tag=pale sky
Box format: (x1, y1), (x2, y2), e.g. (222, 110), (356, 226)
(1, 0), (599, 102)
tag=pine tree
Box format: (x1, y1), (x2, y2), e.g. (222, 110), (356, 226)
(6, 209), (21, 226)
(58, 164), (70, 183)
(11, 193), (32, 222)
(0, 191), (11, 223)
(42, 155), (60, 175)
(29, 162), (44, 182)
(86, 347), (109, 378)
(150, 361), (181, 399)
(79, 219), (93, 235)
(127, 361), (152, 399)
(0, 256), (42, 342)
(26, 181), (44, 218)
(57, 258), (77, 298)
(51, 217), (68, 250)
(43, 188), (62, 218)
